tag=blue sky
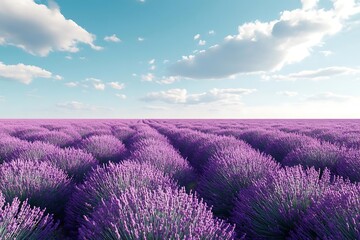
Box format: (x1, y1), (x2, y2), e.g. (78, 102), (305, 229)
(1, 0), (360, 118)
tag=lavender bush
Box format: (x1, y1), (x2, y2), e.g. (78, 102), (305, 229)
(0, 192), (60, 239)
(198, 147), (280, 217)
(293, 182), (360, 239)
(78, 187), (235, 240)
(283, 141), (342, 173)
(41, 147), (98, 182)
(65, 161), (177, 235)
(0, 159), (72, 216)
(232, 166), (332, 239)
(79, 135), (126, 163)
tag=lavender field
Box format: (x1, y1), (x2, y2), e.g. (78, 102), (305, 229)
(0, 119), (358, 239)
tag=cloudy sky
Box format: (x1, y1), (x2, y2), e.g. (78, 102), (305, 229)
(1, 0), (360, 118)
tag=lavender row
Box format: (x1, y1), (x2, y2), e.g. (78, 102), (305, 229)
(175, 122), (360, 183)
(148, 120), (360, 239)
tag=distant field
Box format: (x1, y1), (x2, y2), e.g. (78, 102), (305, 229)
(0, 119), (359, 239)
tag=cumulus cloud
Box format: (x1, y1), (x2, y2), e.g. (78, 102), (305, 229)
(266, 66), (360, 81)
(108, 82), (125, 90)
(104, 34), (121, 43)
(148, 59), (155, 65)
(277, 91), (299, 97)
(306, 92), (352, 102)
(198, 40), (206, 46)
(0, 0), (101, 56)
(169, 0), (360, 79)
(0, 61), (62, 84)
(85, 78), (106, 90)
(115, 93), (127, 99)
(194, 34), (201, 40)
(138, 37), (145, 42)
(64, 82), (78, 87)
(142, 88), (256, 105)
(56, 101), (112, 111)
(209, 30), (215, 35)
(141, 73), (155, 82)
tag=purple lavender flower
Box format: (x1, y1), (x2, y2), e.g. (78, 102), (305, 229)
(78, 187), (235, 240)
(264, 132), (318, 162)
(0, 136), (30, 163)
(13, 141), (60, 161)
(336, 148), (360, 182)
(283, 141), (342, 173)
(29, 131), (75, 147)
(0, 159), (72, 216)
(41, 147), (98, 182)
(232, 166), (332, 239)
(65, 161), (177, 235)
(127, 142), (195, 187)
(293, 181), (360, 239)
(79, 135), (126, 163)
(0, 193), (60, 239)
(198, 147), (280, 217)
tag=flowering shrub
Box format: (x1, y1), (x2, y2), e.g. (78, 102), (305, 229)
(293, 182), (360, 239)
(13, 141), (60, 161)
(79, 135), (126, 163)
(65, 161), (177, 235)
(283, 141), (342, 173)
(0, 192), (60, 239)
(232, 166), (332, 239)
(78, 187), (235, 240)
(127, 142), (195, 187)
(41, 147), (98, 182)
(264, 132), (318, 162)
(0, 159), (72, 216)
(198, 147), (279, 217)
(0, 136), (30, 163)
(336, 148), (360, 182)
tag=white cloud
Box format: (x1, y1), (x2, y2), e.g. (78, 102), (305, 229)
(267, 66), (360, 81)
(138, 37), (145, 42)
(108, 82), (125, 90)
(198, 40), (206, 46)
(142, 88), (256, 105)
(306, 92), (352, 102)
(157, 76), (180, 84)
(65, 82), (78, 87)
(115, 94), (127, 99)
(277, 91), (299, 97)
(85, 78), (106, 90)
(104, 34), (121, 43)
(65, 55), (72, 60)
(301, 0), (319, 10)
(194, 34), (201, 40)
(320, 50), (333, 56)
(0, 0), (101, 56)
(0, 61), (62, 84)
(149, 65), (156, 71)
(169, 0), (360, 79)
(94, 83), (105, 90)
(141, 73), (155, 82)
(148, 59), (155, 65)
(56, 101), (111, 111)
(209, 30), (215, 35)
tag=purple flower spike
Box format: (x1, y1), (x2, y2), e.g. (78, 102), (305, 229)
(198, 147), (280, 217)
(79, 135), (126, 163)
(65, 161), (177, 236)
(0, 159), (72, 217)
(41, 147), (98, 182)
(78, 187), (235, 240)
(232, 166), (332, 239)
(293, 182), (360, 239)
(0, 194), (60, 239)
